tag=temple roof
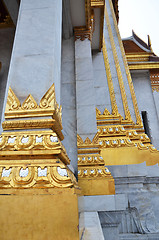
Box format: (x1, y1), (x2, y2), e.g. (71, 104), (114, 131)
(122, 30), (151, 54)
(122, 31), (159, 70)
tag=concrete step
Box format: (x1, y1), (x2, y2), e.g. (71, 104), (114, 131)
(120, 233), (159, 240)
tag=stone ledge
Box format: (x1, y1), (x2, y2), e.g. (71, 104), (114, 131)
(78, 194), (128, 212)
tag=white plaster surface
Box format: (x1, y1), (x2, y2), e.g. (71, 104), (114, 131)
(79, 212), (105, 240)
(5, 0), (62, 106)
(131, 70), (159, 149)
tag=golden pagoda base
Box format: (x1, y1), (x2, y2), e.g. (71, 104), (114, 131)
(78, 176), (115, 196)
(0, 188), (80, 240)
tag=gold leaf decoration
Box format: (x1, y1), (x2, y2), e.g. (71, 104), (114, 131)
(40, 84), (55, 109)
(6, 87), (21, 111)
(103, 108), (111, 116)
(21, 94), (38, 110)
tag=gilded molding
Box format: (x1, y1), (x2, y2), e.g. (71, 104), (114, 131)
(91, 0), (104, 7)
(85, 0), (91, 29)
(108, 0), (143, 126)
(4, 85), (63, 139)
(104, 4), (133, 123)
(78, 165), (111, 178)
(5, 84), (62, 122)
(150, 71), (159, 92)
(77, 133), (99, 147)
(78, 154), (104, 166)
(128, 62), (159, 70)
(22, 94), (38, 110)
(6, 87), (21, 111)
(2, 118), (64, 140)
(102, 39), (119, 116)
(126, 53), (150, 63)
(74, 27), (92, 42)
(0, 161), (79, 189)
(0, 131), (69, 165)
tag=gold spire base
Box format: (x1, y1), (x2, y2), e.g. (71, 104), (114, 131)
(77, 134), (115, 196)
(0, 85), (80, 240)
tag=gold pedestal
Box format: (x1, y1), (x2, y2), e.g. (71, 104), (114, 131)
(0, 188), (79, 240)
(0, 85), (80, 240)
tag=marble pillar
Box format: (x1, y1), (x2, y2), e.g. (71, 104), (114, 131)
(3, 0), (62, 116)
(75, 38), (97, 141)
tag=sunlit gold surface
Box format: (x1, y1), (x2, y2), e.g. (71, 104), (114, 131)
(0, 188), (80, 240)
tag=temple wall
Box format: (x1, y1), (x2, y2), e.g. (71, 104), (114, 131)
(152, 91), (159, 123)
(0, 28), (15, 132)
(61, 37), (77, 173)
(131, 70), (159, 150)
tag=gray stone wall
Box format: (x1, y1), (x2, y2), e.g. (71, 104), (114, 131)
(0, 28), (15, 131)
(61, 37), (77, 174)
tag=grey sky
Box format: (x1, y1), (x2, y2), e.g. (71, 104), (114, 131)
(118, 0), (159, 55)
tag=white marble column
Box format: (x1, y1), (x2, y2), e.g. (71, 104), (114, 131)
(3, 0), (62, 113)
(75, 38), (97, 141)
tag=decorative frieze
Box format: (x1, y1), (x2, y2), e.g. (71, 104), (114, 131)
(150, 71), (159, 92)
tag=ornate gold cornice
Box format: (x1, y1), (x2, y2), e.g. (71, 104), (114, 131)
(74, 27), (92, 41)
(0, 129), (80, 189)
(128, 62), (159, 70)
(4, 84), (63, 140)
(91, 0), (104, 7)
(126, 53), (151, 63)
(150, 70), (159, 92)
(5, 85), (62, 120)
(0, 160), (78, 189)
